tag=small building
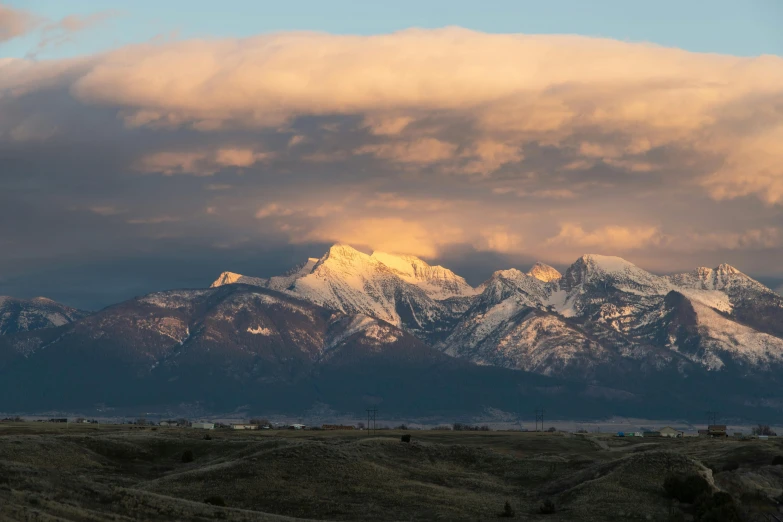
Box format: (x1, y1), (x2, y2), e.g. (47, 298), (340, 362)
(159, 421), (173, 427)
(708, 425), (728, 438)
(289, 423), (306, 430)
(660, 426), (683, 438)
(231, 424), (258, 430)
(191, 422), (215, 430)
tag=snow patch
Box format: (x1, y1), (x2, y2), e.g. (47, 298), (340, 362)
(247, 326), (273, 335)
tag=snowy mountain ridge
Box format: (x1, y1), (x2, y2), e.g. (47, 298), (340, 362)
(210, 244), (783, 380)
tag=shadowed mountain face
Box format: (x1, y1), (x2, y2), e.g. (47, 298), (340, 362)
(0, 284), (669, 418)
(1, 283), (770, 419)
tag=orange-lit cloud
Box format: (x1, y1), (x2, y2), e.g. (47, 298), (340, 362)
(547, 223), (664, 251)
(1, 28), (783, 281)
(0, 4), (38, 42)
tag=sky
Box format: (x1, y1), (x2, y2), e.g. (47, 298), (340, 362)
(1, 1), (782, 309)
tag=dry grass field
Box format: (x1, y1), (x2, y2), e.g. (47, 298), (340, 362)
(1, 423), (782, 521)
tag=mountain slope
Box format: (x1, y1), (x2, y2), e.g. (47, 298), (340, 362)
(369, 251), (476, 299)
(0, 284), (657, 418)
(209, 245), (783, 383)
(439, 254), (783, 388)
(0, 296), (89, 335)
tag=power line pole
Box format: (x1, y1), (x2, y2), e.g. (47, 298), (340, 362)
(366, 408), (377, 436)
(707, 411), (718, 428)
(535, 408), (545, 432)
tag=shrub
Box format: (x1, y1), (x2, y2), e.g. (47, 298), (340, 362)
(498, 500), (515, 518)
(204, 434), (212, 440)
(547, 427), (556, 432)
(181, 450), (194, 463)
(663, 473), (711, 503)
(721, 461), (739, 472)
(204, 495), (226, 507)
(401, 434), (411, 443)
(772, 455), (783, 466)
(539, 499), (556, 514)
(695, 493), (741, 522)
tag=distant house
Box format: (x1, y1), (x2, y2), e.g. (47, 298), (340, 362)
(191, 422), (215, 430)
(289, 423), (306, 430)
(231, 424), (258, 430)
(659, 426), (683, 438)
(159, 421), (173, 427)
(708, 425), (728, 437)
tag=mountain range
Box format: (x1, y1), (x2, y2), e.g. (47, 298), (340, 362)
(1, 243), (782, 421)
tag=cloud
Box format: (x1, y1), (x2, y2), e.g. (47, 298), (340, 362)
(676, 228), (781, 252)
(0, 27), (773, 199)
(255, 203), (294, 219)
(547, 223), (664, 251)
(29, 11), (118, 57)
(296, 217), (463, 258)
(88, 205), (125, 216)
(0, 4), (39, 42)
(365, 193), (454, 211)
(126, 215), (182, 224)
(1, 27), (783, 303)
(137, 148), (271, 175)
(479, 227), (524, 254)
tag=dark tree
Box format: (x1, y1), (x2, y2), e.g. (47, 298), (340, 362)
(539, 499), (556, 514)
(499, 500), (515, 518)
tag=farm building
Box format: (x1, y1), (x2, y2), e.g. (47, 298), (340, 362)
(289, 423), (306, 430)
(231, 424), (258, 430)
(708, 425), (728, 437)
(191, 422), (215, 430)
(659, 426), (683, 438)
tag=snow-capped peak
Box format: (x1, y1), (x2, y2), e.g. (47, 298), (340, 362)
(316, 243), (369, 266)
(210, 272), (245, 287)
(490, 268), (527, 281)
(561, 254), (671, 295)
(266, 257), (319, 291)
(370, 251), (476, 299)
(526, 262), (562, 282)
(665, 263), (772, 296)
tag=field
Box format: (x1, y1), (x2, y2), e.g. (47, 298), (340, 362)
(1, 423), (783, 521)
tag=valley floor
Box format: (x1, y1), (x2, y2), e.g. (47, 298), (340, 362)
(1, 423), (782, 521)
